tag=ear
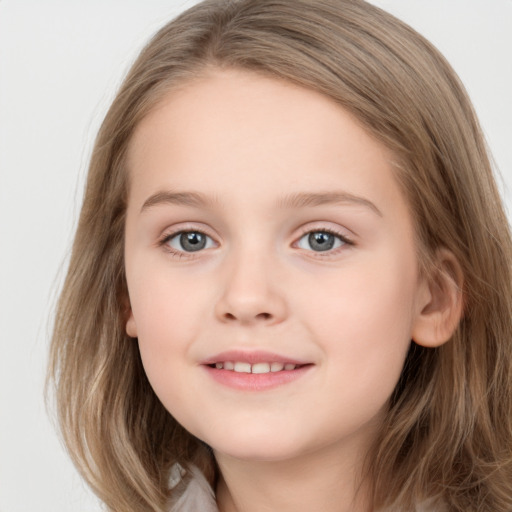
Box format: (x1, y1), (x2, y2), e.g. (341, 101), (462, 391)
(412, 248), (464, 348)
(122, 295), (138, 338)
(126, 309), (138, 338)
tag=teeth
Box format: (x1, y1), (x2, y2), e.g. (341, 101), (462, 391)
(270, 362), (284, 372)
(252, 362), (270, 374)
(213, 361), (299, 373)
(233, 362), (251, 373)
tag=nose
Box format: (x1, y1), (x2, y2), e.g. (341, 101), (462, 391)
(214, 248), (288, 326)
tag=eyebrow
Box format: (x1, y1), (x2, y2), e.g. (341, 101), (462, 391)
(141, 190), (221, 211)
(276, 191), (382, 216)
(140, 190), (382, 216)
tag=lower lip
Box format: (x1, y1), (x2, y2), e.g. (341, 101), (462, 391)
(202, 365), (313, 391)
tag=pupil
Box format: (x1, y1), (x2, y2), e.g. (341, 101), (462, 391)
(309, 232), (335, 251)
(181, 232), (206, 252)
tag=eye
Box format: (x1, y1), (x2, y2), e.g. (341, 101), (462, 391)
(162, 230), (216, 254)
(296, 229), (351, 253)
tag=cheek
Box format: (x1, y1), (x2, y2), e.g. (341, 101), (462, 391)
(127, 265), (211, 387)
(289, 257), (417, 442)
(130, 258), (210, 331)
(302, 252), (417, 382)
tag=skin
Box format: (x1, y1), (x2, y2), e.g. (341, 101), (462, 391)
(124, 68), (437, 512)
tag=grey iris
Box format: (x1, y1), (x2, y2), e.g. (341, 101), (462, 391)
(309, 232), (335, 251)
(180, 232), (207, 252)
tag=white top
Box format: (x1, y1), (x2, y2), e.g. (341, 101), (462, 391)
(169, 465), (218, 512)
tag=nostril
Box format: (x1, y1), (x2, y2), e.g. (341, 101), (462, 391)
(224, 312), (271, 320)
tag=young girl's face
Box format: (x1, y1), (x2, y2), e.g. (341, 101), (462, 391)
(124, 68), (430, 464)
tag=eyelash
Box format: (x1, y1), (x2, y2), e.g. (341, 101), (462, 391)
(158, 226), (354, 260)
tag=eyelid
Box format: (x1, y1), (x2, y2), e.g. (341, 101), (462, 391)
(158, 222), (216, 241)
(295, 224), (354, 243)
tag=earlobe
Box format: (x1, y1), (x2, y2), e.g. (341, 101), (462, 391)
(121, 292), (138, 338)
(412, 248), (464, 348)
(126, 310), (138, 338)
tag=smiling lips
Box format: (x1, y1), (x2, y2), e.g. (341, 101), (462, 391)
(202, 350), (312, 390)
(212, 361), (300, 373)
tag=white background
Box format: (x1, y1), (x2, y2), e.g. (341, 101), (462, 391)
(0, 1), (511, 511)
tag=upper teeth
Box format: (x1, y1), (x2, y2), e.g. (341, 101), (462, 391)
(214, 362), (297, 373)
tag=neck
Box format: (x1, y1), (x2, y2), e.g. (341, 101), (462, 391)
(214, 443), (373, 512)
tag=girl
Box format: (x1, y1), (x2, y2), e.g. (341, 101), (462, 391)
(47, 1), (512, 511)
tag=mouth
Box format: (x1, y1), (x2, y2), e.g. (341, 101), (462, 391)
(207, 361), (309, 373)
(202, 351), (313, 391)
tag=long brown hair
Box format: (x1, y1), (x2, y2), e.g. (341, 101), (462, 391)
(47, 1), (512, 510)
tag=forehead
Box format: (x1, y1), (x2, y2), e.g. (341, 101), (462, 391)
(126, 68), (404, 216)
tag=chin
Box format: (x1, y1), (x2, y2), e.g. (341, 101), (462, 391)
(203, 428), (308, 463)
(214, 444), (304, 463)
